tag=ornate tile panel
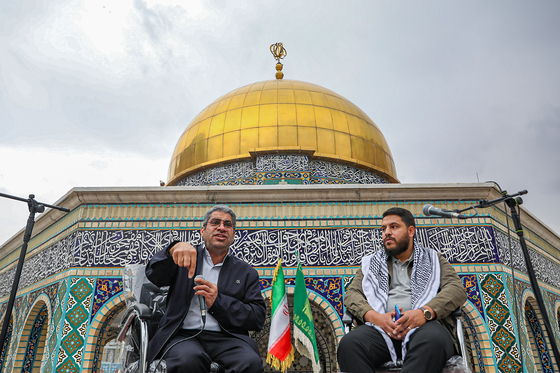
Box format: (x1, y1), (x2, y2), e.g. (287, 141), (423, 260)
(56, 278), (94, 373)
(463, 313), (485, 373)
(0, 224), (512, 297)
(256, 154), (309, 172)
(91, 278), (123, 320)
(260, 276), (343, 318)
(525, 302), (554, 373)
(479, 273), (522, 373)
(495, 230), (560, 288)
(65, 226), (500, 270)
(91, 305), (125, 373)
(309, 160), (388, 184)
(175, 160), (256, 186)
(460, 274), (484, 318)
(0, 318), (13, 372)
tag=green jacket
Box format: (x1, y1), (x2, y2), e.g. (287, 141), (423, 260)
(345, 251), (467, 343)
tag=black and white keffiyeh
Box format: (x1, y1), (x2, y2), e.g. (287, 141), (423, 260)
(361, 243), (440, 363)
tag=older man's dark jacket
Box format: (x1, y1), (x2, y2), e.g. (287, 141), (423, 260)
(145, 243), (266, 363)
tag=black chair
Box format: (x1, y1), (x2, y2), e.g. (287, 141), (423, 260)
(342, 307), (471, 373)
(117, 264), (223, 373)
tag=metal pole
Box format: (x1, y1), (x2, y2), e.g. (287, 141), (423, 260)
(506, 198), (560, 367)
(0, 194), (69, 351)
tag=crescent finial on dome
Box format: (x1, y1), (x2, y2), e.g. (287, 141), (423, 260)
(270, 42), (287, 79)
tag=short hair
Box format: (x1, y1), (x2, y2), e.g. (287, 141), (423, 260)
(382, 207), (416, 228)
(202, 205), (237, 229)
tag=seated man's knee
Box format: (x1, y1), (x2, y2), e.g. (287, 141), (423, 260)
(234, 352), (263, 373)
(247, 354), (264, 373)
(338, 332), (360, 356)
(409, 322), (454, 351)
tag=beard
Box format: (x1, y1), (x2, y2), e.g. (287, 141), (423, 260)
(383, 235), (410, 257)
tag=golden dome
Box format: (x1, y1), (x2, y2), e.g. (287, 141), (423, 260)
(167, 79), (398, 185)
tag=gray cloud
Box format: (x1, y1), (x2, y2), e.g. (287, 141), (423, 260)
(1, 0), (560, 240)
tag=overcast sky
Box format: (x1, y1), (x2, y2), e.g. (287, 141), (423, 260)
(1, 0), (559, 245)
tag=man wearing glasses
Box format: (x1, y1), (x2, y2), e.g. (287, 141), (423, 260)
(145, 205), (266, 373)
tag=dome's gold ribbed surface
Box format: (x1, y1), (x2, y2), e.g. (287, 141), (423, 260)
(167, 79), (398, 185)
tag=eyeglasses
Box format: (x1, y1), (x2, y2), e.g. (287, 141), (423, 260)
(208, 219), (234, 229)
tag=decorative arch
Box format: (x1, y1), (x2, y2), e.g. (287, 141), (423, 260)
(516, 285), (539, 372)
(461, 300), (491, 373)
(259, 287), (339, 373)
(524, 295), (556, 373)
(82, 293), (127, 372)
(555, 300), (560, 336)
(14, 296), (51, 373)
(0, 313), (14, 373)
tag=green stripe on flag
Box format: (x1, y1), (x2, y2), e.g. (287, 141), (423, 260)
(293, 262), (320, 373)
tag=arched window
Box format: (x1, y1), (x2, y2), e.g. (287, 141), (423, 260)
(0, 316), (14, 373)
(17, 304), (49, 372)
(100, 338), (125, 373)
(525, 300), (554, 373)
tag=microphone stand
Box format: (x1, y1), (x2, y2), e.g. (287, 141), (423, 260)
(470, 190), (560, 367)
(0, 193), (70, 351)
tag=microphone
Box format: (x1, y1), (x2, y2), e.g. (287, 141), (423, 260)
(195, 275), (207, 324)
(423, 204), (468, 220)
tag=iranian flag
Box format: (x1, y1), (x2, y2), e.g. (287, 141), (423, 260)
(266, 259), (294, 373)
(293, 262), (320, 373)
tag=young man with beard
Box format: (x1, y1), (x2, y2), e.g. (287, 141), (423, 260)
(337, 207), (467, 373)
(145, 205), (266, 373)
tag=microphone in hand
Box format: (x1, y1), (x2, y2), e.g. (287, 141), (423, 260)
(423, 204), (468, 220)
(195, 275), (207, 324)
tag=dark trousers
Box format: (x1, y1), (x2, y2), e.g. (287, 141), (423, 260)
(337, 321), (455, 373)
(162, 330), (263, 373)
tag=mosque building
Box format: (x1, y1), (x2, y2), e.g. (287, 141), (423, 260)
(1, 44), (560, 373)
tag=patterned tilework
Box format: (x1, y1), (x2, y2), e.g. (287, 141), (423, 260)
(463, 312), (485, 373)
(479, 273), (522, 373)
(28, 284), (58, 312)
(216, 178), (256, 186)
(45, 279), (69, 373)
(27, 284), (60, 373)
(91, 278), (123, 320)
(0, 318), (13, 372)
(525, 302), (554, 373)
(4, 294), (30, 373)
(460, 274), (485, 318)
(512, 280), (537, 372)
(260, 276), (343, 318)
(495, 229), (560, 289)
(31, 226), (501, 272)
(173, 156), (389, 186)
(91, 305), (125, 373)
(22, 305), (48, 373)
(256, 154), (309, 172)
(542, 291), (560, 346)
(256, 171), (310, 185)
(548, 291), (560, 344)
(56, 278), (95, 373)
(176, 160), (256, 186)
(6, 214), (560, 298)
(309, 160), (388, 184)
(0, 281), (61, 373)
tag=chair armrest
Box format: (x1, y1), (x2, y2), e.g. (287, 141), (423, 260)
(117, 303), (152, 342)
(449, 307), (469, 361)
(132, 302), (152, 320)
(449, 307), (462, 318)
(342, 311), (354, 326)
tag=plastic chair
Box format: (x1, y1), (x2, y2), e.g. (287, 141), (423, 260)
(341, 307), (471, 372)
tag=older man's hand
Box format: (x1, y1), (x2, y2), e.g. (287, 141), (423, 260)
(169, 242), (198, 278)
